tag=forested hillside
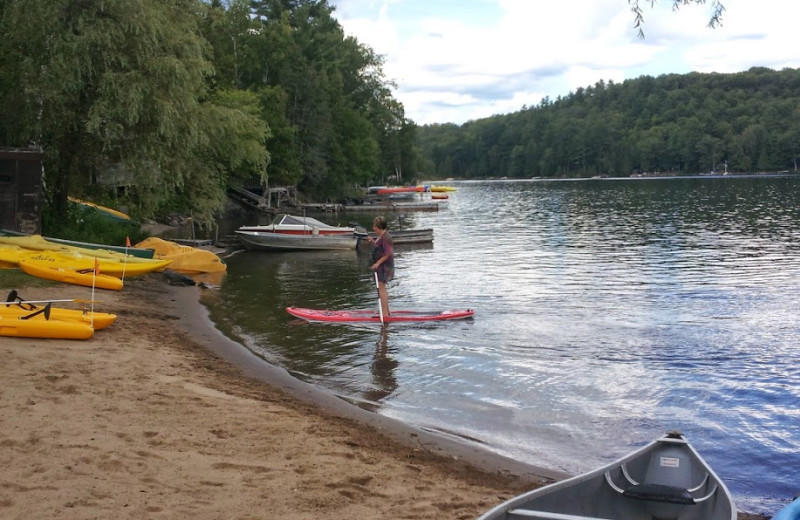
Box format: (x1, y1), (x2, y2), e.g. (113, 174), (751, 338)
(0, 0), (415, 225)
(416, 67), (800, 179)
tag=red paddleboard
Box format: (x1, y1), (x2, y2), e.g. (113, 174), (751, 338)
(286, 307), (474, 323)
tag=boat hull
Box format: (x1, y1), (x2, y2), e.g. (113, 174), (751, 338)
(19, 259), (124, 290)
(19, 251), (170, 277)
(0, 314), (94, 339)
(286, 307), (474, 323)
(1, 304), (116, 330)
(476, 432), (735, 520)
(236, 230), (360, 251)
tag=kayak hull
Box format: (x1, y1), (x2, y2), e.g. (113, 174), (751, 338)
(0, 315), (94, 339)
(286, 307), (474, 323)
(1, 304), (116, 330)
(19, 259), (124, 290)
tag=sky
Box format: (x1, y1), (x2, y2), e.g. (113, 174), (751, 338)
(328, 0), (800, 125)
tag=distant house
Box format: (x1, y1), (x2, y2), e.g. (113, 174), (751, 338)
(0, 148), (44, 234)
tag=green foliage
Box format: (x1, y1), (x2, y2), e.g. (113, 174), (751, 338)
(416, 68), (800, 179)
(42, 202), (148, 246)
(630, 0), (725, 38)
(1, 0), (411, 236)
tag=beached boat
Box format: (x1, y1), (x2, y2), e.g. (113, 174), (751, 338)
(0, 304), (94, 339)
(134, 237), (227, 274)
(238, 214), (358, 236)
(0, 229), (155, 258)
(236, 229), (361, 251)
(18, 258), (124, 290)
(17, 251), (171, 277)
(0, 234), (157, 262)
(3, 292), (116, 330)
(476, 431), (735, 520)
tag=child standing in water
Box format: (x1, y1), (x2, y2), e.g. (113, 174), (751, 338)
(369, 216), (394, 319)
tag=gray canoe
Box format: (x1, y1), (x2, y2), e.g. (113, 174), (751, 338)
(476, 431), (735, 520)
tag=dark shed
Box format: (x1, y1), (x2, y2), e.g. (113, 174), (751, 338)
(0, 148), (44, 234)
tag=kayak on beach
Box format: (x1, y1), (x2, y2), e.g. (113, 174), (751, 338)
(3, 290), (116, 330)
(0, 303), (94, 340)
(286, 307), (474, 323)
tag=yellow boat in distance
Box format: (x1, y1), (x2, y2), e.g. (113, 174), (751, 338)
(425, 185), (457, 192)
(0, 308), (94, 340)
(19, 258), (124, 290)
(19, 251), (171, 277)
(1, 303), (116, 330)
(68, 196), (131, 221)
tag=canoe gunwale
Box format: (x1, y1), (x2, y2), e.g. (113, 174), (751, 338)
(476, 432), (735, 520)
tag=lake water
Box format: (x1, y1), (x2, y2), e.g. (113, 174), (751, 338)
(202, 176), (800, 516)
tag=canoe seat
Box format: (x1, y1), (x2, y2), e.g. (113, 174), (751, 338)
(507, 509), (616, 520)
(622, 483), (695, 505)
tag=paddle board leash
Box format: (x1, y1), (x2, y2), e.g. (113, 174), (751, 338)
(374, 270), (384, 325)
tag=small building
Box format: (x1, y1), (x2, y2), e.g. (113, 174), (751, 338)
(0, 147), (44, 234)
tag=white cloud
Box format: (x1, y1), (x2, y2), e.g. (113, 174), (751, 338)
(331, 0), (800, 125)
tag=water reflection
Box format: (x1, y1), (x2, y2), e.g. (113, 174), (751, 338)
(363, 327), (398, 407)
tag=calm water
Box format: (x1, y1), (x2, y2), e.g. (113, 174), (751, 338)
(203, 176), (800, 516)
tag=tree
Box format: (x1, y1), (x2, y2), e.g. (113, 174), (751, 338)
(0, 0), (268, 225)
(629, 0), (725, 37)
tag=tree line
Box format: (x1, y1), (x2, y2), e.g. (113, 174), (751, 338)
(0, 0), (416, 226)
(415, 67), (800, 179)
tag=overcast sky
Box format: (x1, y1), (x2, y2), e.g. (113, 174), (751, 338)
(328, 0), (800, 125)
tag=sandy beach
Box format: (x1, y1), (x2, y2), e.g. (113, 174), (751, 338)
(0, 274), (767, 520)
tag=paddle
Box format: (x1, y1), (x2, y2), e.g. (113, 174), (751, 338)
(374, 270), (384, 325)
(4, 290), (98, 308)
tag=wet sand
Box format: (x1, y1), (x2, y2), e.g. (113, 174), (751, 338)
(0, 275), (767, 519)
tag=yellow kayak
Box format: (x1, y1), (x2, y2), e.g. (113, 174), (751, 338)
(0, 311), (94, 339)
(0, 303), (116, 330)
(18, 251), (170, 277)
(19, 258), (124, 290)
(135, 237), (227, 274)
(0, 244), (25, 268)
(68, 196), (131, 220)
(0, 235), (156, 264)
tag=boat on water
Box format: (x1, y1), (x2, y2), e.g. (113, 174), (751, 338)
(238, 214), (358, 236)
(236, 229), (361, 251)
(236, 214), (363, 251)
(476, 431), (735, 520)
(357, 228), (434, 247)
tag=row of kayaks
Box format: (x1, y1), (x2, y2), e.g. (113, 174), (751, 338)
(1, 290), (116, 340)
(0, 234), (227, 289)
